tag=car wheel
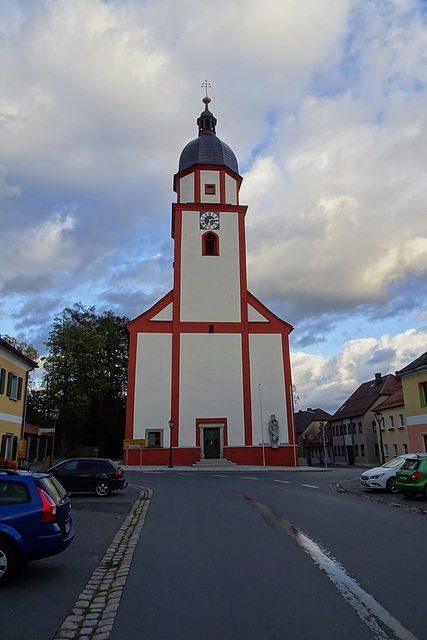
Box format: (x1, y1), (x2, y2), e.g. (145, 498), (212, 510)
(0, 540), (17, 586)
(386, 477), (398, 493)
(95, 480), (110, 497)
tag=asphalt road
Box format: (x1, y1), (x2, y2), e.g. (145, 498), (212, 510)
(2, 468), (427, 640)
(110, 469), (426, 640)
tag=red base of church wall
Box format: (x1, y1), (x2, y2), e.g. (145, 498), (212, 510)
(123, 446), (297, 467)
(224, 446), (297, 466)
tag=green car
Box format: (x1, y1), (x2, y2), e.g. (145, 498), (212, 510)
(396, 454), (427, 498)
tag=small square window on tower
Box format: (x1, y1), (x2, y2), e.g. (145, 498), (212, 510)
(205, 184), (216, 195)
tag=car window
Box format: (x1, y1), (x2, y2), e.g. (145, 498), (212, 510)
(0, 480), (31, 505)
(58, 460), (79, 471)
(382, 458), (405, 469)
(98, 461), (112, 472)
(38, 476), (69, 504)
(77, 460), (98, 473)
(402, 459), (420, 471)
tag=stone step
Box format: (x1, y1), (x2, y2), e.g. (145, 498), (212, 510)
(192, 458), (237, 467)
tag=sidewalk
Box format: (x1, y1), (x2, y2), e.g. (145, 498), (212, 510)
(122, 464), (332, 472)
(335, 474), (427, 514)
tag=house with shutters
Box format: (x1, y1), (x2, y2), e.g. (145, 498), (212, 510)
(396, 351), (427, 453)
(330, 372), (401, 466)
(0, 336), (38, 462)
(125, 95), (296, 466)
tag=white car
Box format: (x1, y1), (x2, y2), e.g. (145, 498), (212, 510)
(360, 455), (416, 493)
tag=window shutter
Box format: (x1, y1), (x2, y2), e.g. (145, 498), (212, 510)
(0, 368), (5, 394)
(6, 372), (12, 397)
(12, 436), (18, 460)
(17, 377), (23, 401)
(0, 435), (6, 458)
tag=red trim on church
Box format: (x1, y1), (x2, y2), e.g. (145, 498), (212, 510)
(125, 124), (296, 467)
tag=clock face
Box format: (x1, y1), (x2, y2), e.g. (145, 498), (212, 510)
(200, 211), (220, 230)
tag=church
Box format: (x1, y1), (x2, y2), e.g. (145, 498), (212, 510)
(125, 92), (297, 467)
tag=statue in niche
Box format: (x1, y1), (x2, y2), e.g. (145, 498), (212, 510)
(269, 414), (279, 448)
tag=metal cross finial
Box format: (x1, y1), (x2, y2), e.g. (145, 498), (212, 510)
(201, 79), (211, 98)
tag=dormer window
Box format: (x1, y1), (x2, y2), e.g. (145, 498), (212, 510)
(205, 184), (216, 195)
(202, 232), (219, 256)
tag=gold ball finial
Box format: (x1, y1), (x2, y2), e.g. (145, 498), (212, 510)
(201, 79), (212, 104)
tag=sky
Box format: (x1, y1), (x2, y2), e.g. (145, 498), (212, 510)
(1, 0), (427, 414)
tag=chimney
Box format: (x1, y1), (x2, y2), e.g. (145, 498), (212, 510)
(375, 373), (382, 386)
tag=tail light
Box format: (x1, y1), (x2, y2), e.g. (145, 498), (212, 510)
(37, 487), (57, 522)
(412, 472), (423, 481)
(116, 469), (122, 477)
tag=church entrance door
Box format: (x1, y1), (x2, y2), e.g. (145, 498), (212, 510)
(204, 428), (220, 459)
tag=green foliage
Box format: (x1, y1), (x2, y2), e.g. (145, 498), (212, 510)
(2, 335), (39, 362)
(29, 304), (129, 458)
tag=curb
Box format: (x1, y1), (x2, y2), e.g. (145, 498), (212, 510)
(52, 486), (152, 640)
(332, 480), (427, 516)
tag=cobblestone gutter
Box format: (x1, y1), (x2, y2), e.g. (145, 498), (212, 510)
(53, 487), (152, 640)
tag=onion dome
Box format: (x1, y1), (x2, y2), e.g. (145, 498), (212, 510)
(178, 97), (239, 174)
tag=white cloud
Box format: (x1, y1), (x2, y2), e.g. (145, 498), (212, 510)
(291, 328), (427, 414)
(0, 212), (77, 294)
(1, 0), (427, 413)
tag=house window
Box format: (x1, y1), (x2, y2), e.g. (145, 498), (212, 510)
(146, 430), (163, 448)
(358, 422), (362, 433)
(398, 414), (405, 428)
(205, 184), (216, 195)
(0, 368), (5, 394)
(389, 415), (394, 429)
(361, 444), (365, 456)
(6, 372), (23, 401)
(355, 444), (359, 456)
(375, 444), (379, 456)
(202, 232), (219, 256)
(393, 444), (398, 456)
(419, 381), (427, 407)
(403, 443), (408, 454)
(384, 444), (389, 457)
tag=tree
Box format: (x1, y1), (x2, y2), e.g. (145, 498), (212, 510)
(30, 304), (129, 458)
(2, 335), (39, 362)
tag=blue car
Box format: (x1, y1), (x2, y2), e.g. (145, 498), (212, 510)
(0, 469), (74, 586)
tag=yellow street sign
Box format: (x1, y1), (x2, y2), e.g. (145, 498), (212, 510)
(17, 439), (27, 459)
(123, 439), (145, 449)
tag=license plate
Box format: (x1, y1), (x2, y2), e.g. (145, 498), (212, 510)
(65, 521), (70, 534)
(398, 476), (406, 481)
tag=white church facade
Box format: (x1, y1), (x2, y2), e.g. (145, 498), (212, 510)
(125, 96), (297, 466)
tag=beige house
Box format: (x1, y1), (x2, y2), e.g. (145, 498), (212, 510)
(373, 386), (410, 461)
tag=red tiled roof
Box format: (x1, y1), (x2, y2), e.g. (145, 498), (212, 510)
(375, 385), (404, 411)
(332, 374), (401, 420)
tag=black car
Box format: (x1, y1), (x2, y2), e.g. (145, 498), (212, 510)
(48, 458), (127, 497)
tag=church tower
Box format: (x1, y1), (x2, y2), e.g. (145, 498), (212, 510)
(126, 92), (297, 466)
